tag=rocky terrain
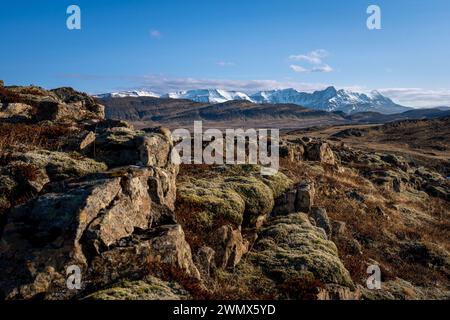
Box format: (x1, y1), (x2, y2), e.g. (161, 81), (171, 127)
(0, 83), (449, 300)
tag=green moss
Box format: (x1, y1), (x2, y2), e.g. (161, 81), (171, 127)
(83, 276), (190, 300)
(249, 213), (354, 288)
(224, 176), (274, 225)
(178, 179), (245, 227)
(177, 166), (293, 229)
(98, 127), (144, 146)
(19, 150), (107, 180)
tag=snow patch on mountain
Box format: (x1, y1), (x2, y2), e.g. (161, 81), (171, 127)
(95, 90), (160, 99)
(162, 89), (253, 104)
(97, 87), (411, 114)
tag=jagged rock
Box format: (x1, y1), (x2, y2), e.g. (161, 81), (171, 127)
(425, 185), (449, 201)
(50, 87), (105, 121)
(0, 103), (33, 120)
(0, 165), (181, 299)
(84, 171), (153, 252)
(305, 141), (336, 165)
(399, 241), (450, 268)
(137, 134), (171, 167)
(88, 225), (201, 287)
(331, 220), (347, 237)
(309, 207), (332, 238)
(212, 225), (249, 269)
(279, 143), (304, 162)
(195, 246), (216, 277)
(94, 127), (173, 169)
(79, 131), (96, 151)
(295, 181), (315, 213)
(0, 86), (105, 123)
(84, 276), (191, 300)
(249, 213), (354, 288)
(272, 187), (297, 216)
(0, 80), (4, 87)
(380, 154), (409, 171)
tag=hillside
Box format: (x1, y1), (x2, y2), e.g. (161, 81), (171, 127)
(102, 96), (447, 130)
(103, 97), (349, 130)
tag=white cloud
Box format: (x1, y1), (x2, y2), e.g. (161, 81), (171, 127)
(290, 64), (333, 73)
(289, 49), (328, 65)
(288, 50), (333, 73)
(311, 64), (333, 73)
(150, 29), (162, 39)
(376, 87), (450, 108)
(290, 65), (309, 73)
(124, 75), (329, 94)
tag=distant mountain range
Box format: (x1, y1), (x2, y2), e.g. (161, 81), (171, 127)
(96, 86), (411, 114)
(95, 90), (160, 99)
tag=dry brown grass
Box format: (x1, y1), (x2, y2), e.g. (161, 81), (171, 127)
(0, 123), (75, 155)
(278, 155), (450, 290)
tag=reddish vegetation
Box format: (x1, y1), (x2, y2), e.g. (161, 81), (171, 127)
(0, 123), (75, 155)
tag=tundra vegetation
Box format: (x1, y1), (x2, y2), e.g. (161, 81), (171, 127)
(0, 83), (448, 300)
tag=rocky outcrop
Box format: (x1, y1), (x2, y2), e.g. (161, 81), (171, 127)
(0, 86), (105, 123)
(309, 207), (332, 238)
(335, 147), (450, 200)
(305, 141), (336, 165)
(0, 162), (193, 299)
(280, 138), (336, 165)
(211, 225), (249, 269)
(0, 96), (193, 299)
(272, 181), (315, 215)
(249, 213), (354, 289)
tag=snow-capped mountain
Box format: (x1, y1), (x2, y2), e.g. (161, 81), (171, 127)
(95, 90), (160, 99)
(162, 89), (253, 104)
(97, 87), (410, 114)
(250, 87), (409, 114)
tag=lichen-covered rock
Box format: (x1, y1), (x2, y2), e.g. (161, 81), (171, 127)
(177, 168), (291, 230)
(83, 276), (191, 300)
(94, 127), (173, 169)
(295, 181), (315, 213)
(1, 86), (105, 123)
(224, 176), (275, 227)
(88, 224), (201, 286)
(178, 178), (246, 227)
(309, 207), (332, 238)
(249, 213), (354, 288)
(305, 141), (336, 165)
(195, 246), (216, 277)
(271, 187), (297, 216)
(0, 103), (33, 120)
(0, 165), (183, 299)
(10, 150), (107, 180)
(211, 225), (249, 269)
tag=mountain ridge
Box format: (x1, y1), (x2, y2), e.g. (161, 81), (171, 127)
(96, 86), (410, 114)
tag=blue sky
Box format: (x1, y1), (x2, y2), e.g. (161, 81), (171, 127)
(1, 0), (450, 107)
